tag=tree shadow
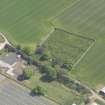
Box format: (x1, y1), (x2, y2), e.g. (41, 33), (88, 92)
(17, 74), (29, 81)
(17, 74), (24, 81)
(29, 91), (39, 97)
(40, 75), (54, 83)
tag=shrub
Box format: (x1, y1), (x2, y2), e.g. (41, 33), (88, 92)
(61, 63), (72, 71)
(40, 54), (49, 61)
(23, 46), (31, 56)
(46, 66), (57, 80)
(35, 47), (45, 55)
(15, 44), (21, 50)
(31, 86), (46, 96)
(23, 68), (34, 79)
(51, 58), (60, 67)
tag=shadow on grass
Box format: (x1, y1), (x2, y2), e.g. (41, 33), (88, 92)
(29, 91), (40, 97)
(40, 75), (54, 83)
(17, 75), (24, 81)
(17, 74), (29, 81)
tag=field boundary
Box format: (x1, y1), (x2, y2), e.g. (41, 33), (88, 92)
(40, 28), (54, 46)
(73, 40), (95, 67)
(43, 28), (95, 66)
(49, 0), (81, 21)
(55, 28), (95, 42)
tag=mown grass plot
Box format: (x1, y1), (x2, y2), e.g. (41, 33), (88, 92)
(44, 29), (94, 64)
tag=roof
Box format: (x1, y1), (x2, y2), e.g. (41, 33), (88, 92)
(100, 87), (105, 93)
(72, 104), (76, 105)
(91, 102), (98, 105)
(0, 54), (18, 65)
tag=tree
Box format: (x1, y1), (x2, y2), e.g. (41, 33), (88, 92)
(61, 63), (72, 71)
(35, 47), (45, 55)
(51, 58), (60, 67)
(40, 54), (49, 61)
(46, 66), (57, 80)
(57, 68), (68, 81)
(31, 86), (46, 96)
(23, 68), (34, 79)
(23, 46), (31, 55)
(15, 44), (21, 50)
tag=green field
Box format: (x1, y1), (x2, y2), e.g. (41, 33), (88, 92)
(52, 0), (105, 39)
(52, 0), (105, 90)
(0, 0), (76, 48)
(44, 28), (93, 64)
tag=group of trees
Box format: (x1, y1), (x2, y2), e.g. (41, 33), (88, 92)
(8, 44), (73, 95)
(21, 67), (46, 96)
(15, 45), (73, 82)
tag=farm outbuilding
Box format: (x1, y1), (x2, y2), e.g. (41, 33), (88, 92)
(99, 87), (105, 96)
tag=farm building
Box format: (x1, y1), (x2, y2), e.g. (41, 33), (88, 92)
(99, 87), (105, 96)
(0, 53), (24, 76)
(0, 54), (20, 65)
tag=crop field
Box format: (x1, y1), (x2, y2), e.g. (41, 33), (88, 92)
(51, 0), (105, 90)
(52, 0), (105, 40)
(44, 28), (94, 64)
(0, 79), (56, 105)
(0, 0), (77, 48)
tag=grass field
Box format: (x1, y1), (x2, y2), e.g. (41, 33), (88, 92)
(51, 0), (105, 90)
(23, 69), (84, 105)
(44, 28), (93, 64)
(0, 0), (76, 48)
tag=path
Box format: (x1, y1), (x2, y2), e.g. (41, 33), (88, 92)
(40, 28), (54, 46)
(73, 41), (95, 67)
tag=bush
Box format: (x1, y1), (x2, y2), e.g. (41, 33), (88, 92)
(61, 63), (72, 71)
(15, 44), (21, 50)
(23, 46), (31, 56)
(31, 86), (46, 96)
(35, 47), (45, 55)
(46, 66), (57, 80)
(51, 58), (60, 67)
(56, 67), (68, 81)
(23, 68), (34, 79)
(40, 54), (49, 61)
